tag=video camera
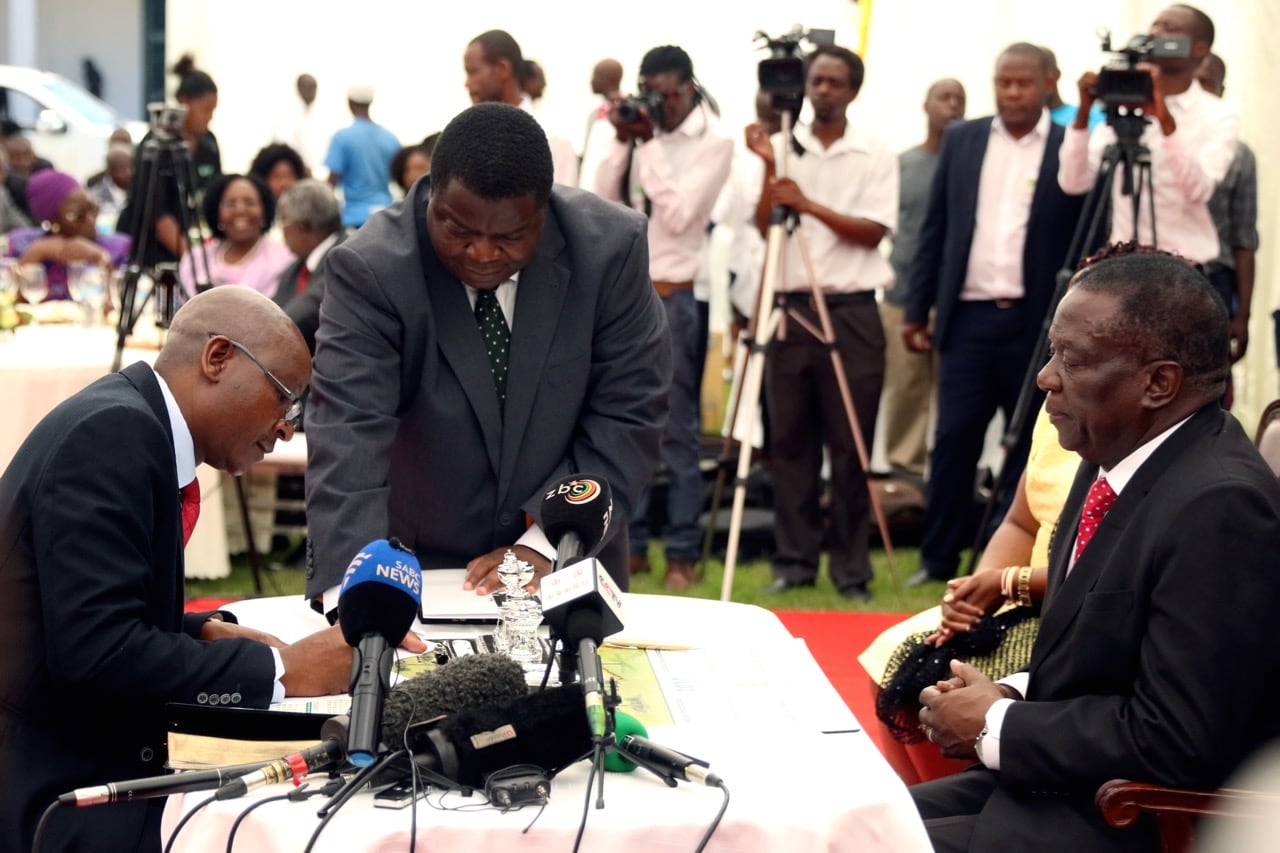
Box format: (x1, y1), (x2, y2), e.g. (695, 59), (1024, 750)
(754, 25), (835, 115)
(146, 102), (188, 141)
(1093, 29), (1191, 108)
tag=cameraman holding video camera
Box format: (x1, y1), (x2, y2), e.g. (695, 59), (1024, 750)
(1058, 5), (1238, 274)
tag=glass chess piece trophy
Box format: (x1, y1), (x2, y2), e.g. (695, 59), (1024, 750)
(492, 549), (543, 667)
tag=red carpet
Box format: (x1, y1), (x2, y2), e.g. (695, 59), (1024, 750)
(773, 609), (907, 758)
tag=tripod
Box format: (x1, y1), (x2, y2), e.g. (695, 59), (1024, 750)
(112, 104), (212, 372)
(714, 109), (897, 602)
(966, 110), (1154, 573)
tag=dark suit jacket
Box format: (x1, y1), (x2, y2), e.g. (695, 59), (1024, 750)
(273, 233), (343, 354)
(0, 363), (275, 852)
(965, 405), (1280, 851)
(303, 179), (671, 597)
(904, 116), (1085, 351)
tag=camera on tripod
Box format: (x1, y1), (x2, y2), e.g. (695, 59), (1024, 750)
(754, 25), (835, 115)
(146, 102), (188, 142)
(1093, 29), (1190, 108)
(615, 91), (665, 127)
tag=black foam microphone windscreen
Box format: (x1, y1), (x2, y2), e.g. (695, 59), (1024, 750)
(381, 653), (529, 748)
(423, 684), (593, 786)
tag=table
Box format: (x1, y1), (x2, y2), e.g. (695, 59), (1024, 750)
(0, 323), (230, 578)
(162, 594), (932, 852)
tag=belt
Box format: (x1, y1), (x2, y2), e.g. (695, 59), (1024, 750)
(961, 298), (1021, 310)
(776, 290), (876, 306)
(652, 280), (694, 299)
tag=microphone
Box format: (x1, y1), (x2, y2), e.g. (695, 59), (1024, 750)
(541, 475), (614, 566)
(539, 475), (623, 739)
(619, 734), (723, 788)
(57, 760), (272, 806)
(338, 538), (423, 767)
(214, 719), (348, 800)
(406, 684), (593, 787)
(380, 653), (529, 748)
(603, 710), (648, 773)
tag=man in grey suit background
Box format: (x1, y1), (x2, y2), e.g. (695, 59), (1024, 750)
(303, 103), (670, 615)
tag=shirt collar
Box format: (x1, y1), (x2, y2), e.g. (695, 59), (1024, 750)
(1099, 414), (1193, 495)
(991, 108), (1050, 141)
(152, 367), (196, 490)
(1164, 78), (1205, 116)
(305, 232), (340, 273)
(792, 120), (867, 155)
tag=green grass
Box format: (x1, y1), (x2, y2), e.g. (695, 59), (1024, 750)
(187, 538), (956, 614)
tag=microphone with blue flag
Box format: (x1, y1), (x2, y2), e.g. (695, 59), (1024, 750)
(338, 538), (422, 767)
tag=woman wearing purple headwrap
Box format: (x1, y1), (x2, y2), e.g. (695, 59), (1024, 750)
(7, 170), (130, 301)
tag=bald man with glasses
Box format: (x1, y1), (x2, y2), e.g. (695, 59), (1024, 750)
(0, 286), (382, 853)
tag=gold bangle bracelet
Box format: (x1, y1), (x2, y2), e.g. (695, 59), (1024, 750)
(1016, 566), (1034, 607)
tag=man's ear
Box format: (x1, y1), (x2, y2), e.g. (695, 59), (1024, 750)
(202, 334), (233, 382)
(1142, 360), (1183, 410)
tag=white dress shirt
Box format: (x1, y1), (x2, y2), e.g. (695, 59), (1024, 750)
(154, 368), (286, 702)
(766, 121), (898, 293)
(1057, 80), (1239, 264)
(594, 103), (734, 283)
(979, 414), (1191, 769)
(961, 111), (1051, 301)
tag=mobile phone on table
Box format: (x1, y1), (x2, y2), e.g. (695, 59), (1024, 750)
(373, 780), (426, 809)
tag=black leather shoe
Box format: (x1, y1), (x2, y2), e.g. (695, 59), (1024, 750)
(905, 569), (945, 588)
(839, 584), (872, 602)
(763, 578), (815, 595)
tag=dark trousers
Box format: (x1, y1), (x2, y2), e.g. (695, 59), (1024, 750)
(765, 294), (884, 591)
(920, 301), (1043, 580)
(630, 290), (704, 560)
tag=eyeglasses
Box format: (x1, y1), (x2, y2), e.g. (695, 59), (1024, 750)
(209, 333), (304, 428)
(62, 203), (100, 223)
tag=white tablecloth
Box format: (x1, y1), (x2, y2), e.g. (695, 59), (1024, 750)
(0, 324), (230, 578)
(162, 594), (931, 852)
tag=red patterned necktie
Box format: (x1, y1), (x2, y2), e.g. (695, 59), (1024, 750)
(296, 264), (311, 294)
(180, 479), (201, 547)
(1073, 476), (1116, 563)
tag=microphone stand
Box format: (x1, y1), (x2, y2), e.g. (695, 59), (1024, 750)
(315, 748), (403, 819)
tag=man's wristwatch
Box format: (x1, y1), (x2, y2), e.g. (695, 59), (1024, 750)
(974, 724), (990, 762)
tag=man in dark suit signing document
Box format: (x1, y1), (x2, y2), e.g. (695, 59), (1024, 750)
(303, 103), (671, 616)
(910, 250), (1280, 852)
(0, 287), (357, 852)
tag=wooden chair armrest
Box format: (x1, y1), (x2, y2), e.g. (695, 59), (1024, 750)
(1097, 778), (1280, 853)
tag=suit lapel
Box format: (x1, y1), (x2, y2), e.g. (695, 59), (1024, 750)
(1030, 406), (1224, 673)
(956, 119), (992, 249)
(413, 184), (503, 476)
(498, 216), (568, 507)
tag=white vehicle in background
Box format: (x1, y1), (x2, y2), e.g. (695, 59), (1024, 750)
(0, 65), (146, 182)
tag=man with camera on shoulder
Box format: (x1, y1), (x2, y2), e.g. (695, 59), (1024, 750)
(595, 44), (733, 592)
(1059, 5), (1240, 344)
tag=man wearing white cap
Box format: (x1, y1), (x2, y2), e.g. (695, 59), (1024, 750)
(324, 84), (401, 229)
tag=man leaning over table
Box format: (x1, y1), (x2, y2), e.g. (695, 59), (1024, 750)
(0, 287), (397, 853)
(302, 103), (670, 619)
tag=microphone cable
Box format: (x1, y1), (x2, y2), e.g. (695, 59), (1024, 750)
(161, 793), (216, 853)
(225, 779), (341, 853)
(695, 781), (731, 853)
(30, 798), (62, 853)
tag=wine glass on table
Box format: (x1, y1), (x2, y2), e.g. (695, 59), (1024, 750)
(77, 263), (108, 326)
(17, 264), (48, 324)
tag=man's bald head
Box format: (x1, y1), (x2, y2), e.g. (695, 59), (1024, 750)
(591, 58), (623, 97)
(156, 286), (310, 475)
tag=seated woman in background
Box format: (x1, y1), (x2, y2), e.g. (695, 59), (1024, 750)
(249, 143), (306, 201)
(389, 143), (432, 196)
(7, 169), (130, 301)
(858, 403), (1077, 785)
(179, 173), (291, 298)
